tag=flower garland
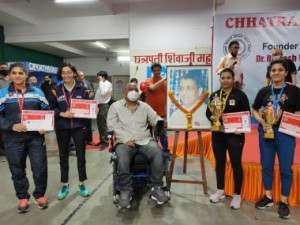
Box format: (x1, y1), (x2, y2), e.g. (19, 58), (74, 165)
(168, 90), (210, 130)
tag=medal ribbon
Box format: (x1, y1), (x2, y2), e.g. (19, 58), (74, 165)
(62, 85), (76, 110)
(219, 89), (231, 110)
(271, 83), (286, 118)
(14, 86), (25, 115)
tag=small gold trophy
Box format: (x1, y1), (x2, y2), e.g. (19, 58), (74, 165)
(209, 94), (225, 131)
(262, 102), (276, 139)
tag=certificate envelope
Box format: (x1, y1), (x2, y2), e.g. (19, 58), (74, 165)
(223, 111), (251, 133)
(70, 99), (97, 119)
(21, 110), (54, 131)
(279, 111), (300, 138)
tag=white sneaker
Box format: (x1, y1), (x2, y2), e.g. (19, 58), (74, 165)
(210, 189), (225, 203)
(230, 194), (241, 209)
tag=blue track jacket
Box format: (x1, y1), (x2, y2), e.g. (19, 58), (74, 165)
(0, 82), (49, 135)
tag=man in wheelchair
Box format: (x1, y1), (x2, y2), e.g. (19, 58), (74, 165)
(107, 83), (169, 208)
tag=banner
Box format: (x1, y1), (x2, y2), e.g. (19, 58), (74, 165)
(213, 11), (300, 104)
(130, 48), (212, 83)
(8, 61), (58, 74)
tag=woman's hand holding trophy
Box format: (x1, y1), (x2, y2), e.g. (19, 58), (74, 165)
(209, 94), (225, 131)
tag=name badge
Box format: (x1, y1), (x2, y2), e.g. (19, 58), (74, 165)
(229, 99), (235, 106)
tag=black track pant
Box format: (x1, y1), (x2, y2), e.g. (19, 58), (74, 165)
(211, 132), (245, 194)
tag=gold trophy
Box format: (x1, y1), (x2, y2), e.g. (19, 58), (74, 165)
(262, 102), (276, 139)
(208, 94), (225, 131)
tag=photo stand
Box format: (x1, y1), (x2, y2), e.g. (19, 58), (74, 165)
(167, 129), (208, 195)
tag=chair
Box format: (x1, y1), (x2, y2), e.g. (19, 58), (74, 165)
(108, 120), (170, 207)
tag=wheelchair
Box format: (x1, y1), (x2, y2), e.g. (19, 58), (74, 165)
(108, 120), (171, 208)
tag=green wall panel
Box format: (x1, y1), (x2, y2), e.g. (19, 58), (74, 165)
(0, 25), (63, 67)
(3, 44), (63, 67)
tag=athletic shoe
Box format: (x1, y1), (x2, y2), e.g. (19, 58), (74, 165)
(150, 187), (169, 205)
(278, 201), (290, 219)
(210, 189), (225, 203)
(119, 190), (132, 208)
(35, 196), (49, 209)
(255, 195), (273, 209)
(17, 199), (29, 213)
(230, 194), (241, 209)
(78, 184), (89, 197)
(57, 185), (70, 200)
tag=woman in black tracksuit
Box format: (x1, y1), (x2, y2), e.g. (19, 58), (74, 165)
(48, 62), (90, 200)
(206, 68), (250, 209)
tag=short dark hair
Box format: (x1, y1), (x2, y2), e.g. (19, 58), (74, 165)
(9, 62), (27, 75)
(151, 62), (162, 71)
(0, 62), (8, 66)
(228, 40), (239, 48)
(181, 69), (205, 89)
(269, 59), (288, 71)
(57, 62), (77, 81)
(220, 68), (235, 78)
(130, 78), (138, 84)
(97, 71), (108, 79)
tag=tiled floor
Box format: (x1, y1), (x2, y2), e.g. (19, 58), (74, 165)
(0, 130), (299, 225)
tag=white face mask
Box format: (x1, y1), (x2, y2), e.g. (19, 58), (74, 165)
(127, 90), (139, 101)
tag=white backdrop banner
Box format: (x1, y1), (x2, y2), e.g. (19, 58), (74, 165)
(213, 11), (300, 104)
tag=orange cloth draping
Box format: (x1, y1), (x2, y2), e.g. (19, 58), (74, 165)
(169, 132), (300, 206)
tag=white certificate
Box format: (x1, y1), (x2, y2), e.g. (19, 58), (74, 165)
(279, 111), (300, 138)
(70, 99), (97, 119)
(222, 111), (251, 133)
(21, 110), (54, 131)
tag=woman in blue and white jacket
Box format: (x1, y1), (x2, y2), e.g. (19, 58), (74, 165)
(0, 63), (49, 213)
(48, 62), (90, 200)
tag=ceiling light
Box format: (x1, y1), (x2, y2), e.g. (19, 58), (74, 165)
(94, 41), (107, 49)
(116, 50), (130, 53)
(117, 56), (130, 61)
(55, 0), (96, 3)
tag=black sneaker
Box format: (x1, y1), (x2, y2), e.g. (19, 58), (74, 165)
(255, 196), (274, 209)
(119, 190), (132, 208)
(150, 187), (168, 205)
(278, 201), (290, 219)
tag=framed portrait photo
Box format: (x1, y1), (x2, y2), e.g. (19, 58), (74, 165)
(167, 65), (212, 130)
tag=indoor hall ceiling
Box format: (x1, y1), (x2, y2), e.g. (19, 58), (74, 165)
(0, 0), (174, 58)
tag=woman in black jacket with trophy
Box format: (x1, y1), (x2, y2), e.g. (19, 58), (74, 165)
(206, 68), (250, 209)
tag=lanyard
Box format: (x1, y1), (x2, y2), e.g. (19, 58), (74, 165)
(14, 86), (25, 115)
(271, 83), (286, 117)
(61, 85), (75, 110)
(219, 89), (231, 109)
